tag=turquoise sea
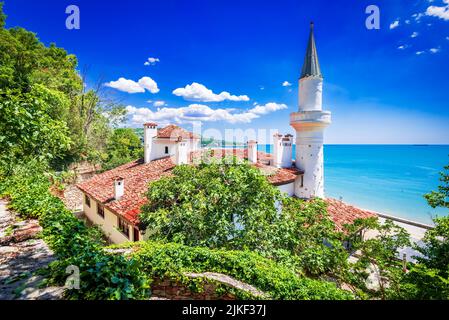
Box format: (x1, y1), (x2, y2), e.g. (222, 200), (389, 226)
(256, 144), (449, 225)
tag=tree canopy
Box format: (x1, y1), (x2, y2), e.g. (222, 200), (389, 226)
(139, 159), (283, 251)
(0, 4), (129, 169)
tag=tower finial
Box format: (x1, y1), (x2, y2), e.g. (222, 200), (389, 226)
(300, 22), (322, 79)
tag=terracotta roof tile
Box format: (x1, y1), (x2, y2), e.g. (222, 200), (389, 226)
(77, 157), (175, 225)
(157, 125), (200, 140)
(325, 198), (377, 232)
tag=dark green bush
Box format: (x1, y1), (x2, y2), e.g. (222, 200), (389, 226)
(0, 160), (150, 299)
(114, 241), (354, 300)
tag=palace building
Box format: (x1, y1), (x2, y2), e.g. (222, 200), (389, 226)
(76, 23), (374, 244)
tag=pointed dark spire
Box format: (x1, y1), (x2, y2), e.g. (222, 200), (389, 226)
(300, 22), (322, 79)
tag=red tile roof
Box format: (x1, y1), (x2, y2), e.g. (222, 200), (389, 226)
(77, 157), (176, 224)
(325, 198), (377, 232)
(157, 125), (200, 140)
(192, 148), (302, 186)
(77, 148), (303, 226)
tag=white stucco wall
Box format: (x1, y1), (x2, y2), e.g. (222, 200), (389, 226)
(149, 139), (199, 162)
(82, 195), (140, 244)
(151, 140), (176, 160)
(276, 182), (295, 196)
(294, 142), (324, 198)
(298, 76), (323, 111)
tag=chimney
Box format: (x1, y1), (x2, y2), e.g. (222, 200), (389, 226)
(144, 122), (158, 163)
(272, 133), (283, 168)
(114, 176), (125, 201)
(175, 139), (188, 165)
(281, 134), (293, 168)
(247, 140), (258, 164)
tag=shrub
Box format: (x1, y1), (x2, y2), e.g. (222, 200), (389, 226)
(114, 241), (354, 300)
(0, 160), (150, 299)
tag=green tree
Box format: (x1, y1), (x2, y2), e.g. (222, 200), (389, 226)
(396, 164), (449, 299)
(424, 161), (449, 211)
(102, 128), (143, 171)
(139, 159), (283, 251)
(0, 4), (126, 168)
(344, 218), (410, 299)
(0, 2), (5, 29)
(277, 197), (349, 278)
(0, 85), (72, 162)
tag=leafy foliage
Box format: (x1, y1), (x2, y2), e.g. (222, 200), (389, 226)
(343, 218), (411, 299)
(0, 5), (126, 169)
(0, 85), (72, 162)
(0, 160), (150, 299)
(113, 241), (354, 300)
(139, 160), (283, 251)
(277, 197), (349, 278)
(101, 128), (143, 171)
(424, 162), (449, 210)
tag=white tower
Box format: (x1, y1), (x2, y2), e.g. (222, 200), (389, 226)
(290, 22), (331, 199)
(144, 122), (158, 163)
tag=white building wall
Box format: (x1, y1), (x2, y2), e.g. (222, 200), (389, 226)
(149, 138), (199, 162)
(294, 141), (324, 198)
(299, 76), (323, 111)
(276, 182), (295, 196)
(152, 140), (176, 160)
(82, 195), (139, 244)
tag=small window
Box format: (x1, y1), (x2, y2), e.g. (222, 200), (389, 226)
(85, 195), (91, 208)
(118, 217), (130, 238)
(300, 175), (304, 188)
(97, 204), (104, 218)
(165, 146), (169, 154)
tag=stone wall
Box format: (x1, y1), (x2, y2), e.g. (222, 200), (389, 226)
(150, 272), (267, 300)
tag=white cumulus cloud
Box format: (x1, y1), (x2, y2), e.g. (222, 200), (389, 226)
(125, 102), (287, 126)
(138, 77), (159, 93)
(426, 0), (449, 21)
(105, 76), (159, 94)
(411, 31), (419, 38)
(416, 51), (425, 55)
(144, 57), (160, 66)
(412, 13), (424, 22)
(249, 102), (288, 115)
(429, 47), (440, 53)
(390, 20), (400, 29)
(282, 81), (292, 87)
(153, 100), (166, 107)
(172, 82), (250, 102)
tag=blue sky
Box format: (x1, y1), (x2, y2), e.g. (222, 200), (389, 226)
(3, 0), (449, 144)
